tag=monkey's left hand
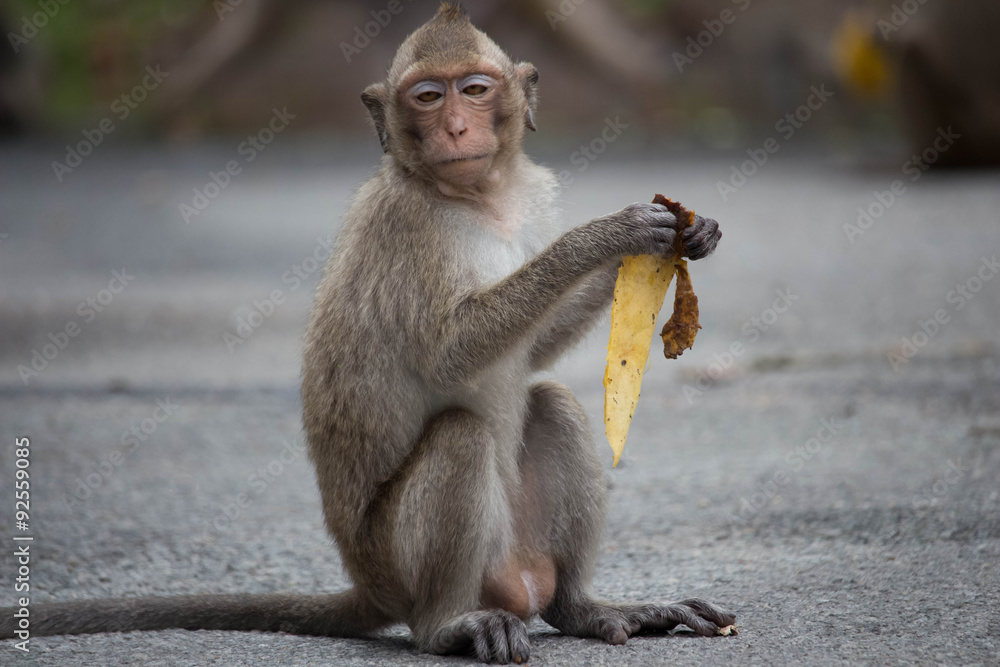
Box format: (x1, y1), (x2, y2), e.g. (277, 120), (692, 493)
(680, 214), (721, 260)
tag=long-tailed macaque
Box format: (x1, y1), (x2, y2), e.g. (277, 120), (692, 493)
(1, 5), (730, 662)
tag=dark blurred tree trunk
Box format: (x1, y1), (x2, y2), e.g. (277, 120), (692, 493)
(897, 0), (1000, 165)
(0, 11), (43, 136)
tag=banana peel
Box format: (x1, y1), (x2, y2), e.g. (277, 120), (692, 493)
(603, 195), (701, 467)
(658, 196), (701, 360)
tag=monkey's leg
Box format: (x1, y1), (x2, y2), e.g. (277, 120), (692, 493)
(378, 408), (531, 664)
(524, 382), (736, 643)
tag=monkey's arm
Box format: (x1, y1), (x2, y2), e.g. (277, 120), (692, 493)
(426, 206), (676, 387)
(529, 262), (619, 370)
(527, 209), (721, 371)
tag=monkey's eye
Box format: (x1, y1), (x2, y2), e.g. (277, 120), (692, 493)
(458, 75), (495, 98)
(410, 81), (446, 105)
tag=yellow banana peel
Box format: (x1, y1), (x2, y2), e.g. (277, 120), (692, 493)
(603, 196), (701, 467)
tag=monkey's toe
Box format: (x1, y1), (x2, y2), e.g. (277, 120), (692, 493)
(677, 597), (737, 629)
(547, 601), (644, 645)
(598, 620), (631, 645)
(461, 610), (530, 664)
(620, 598), (736, 638)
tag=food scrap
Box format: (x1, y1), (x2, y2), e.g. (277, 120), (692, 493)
(602, 195), (703, 467)
(656, 195), (701, 360)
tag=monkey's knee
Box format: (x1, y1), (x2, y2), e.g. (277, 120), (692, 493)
(525, 381), (599, 462)
(527, 381), (588, 430)
(417, 408), (496, 468)
(523, 380), (606, 503)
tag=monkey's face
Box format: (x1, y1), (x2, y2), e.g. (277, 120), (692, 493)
(402, 66), (505, 190)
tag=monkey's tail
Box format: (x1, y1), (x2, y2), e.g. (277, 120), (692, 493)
(0, 589), (390, 639)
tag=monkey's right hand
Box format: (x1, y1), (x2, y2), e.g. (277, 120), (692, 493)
(603, 202), (680, 258)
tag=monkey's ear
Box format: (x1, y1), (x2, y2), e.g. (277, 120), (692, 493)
(515, 62), (539, 132)
(361, 83), (390, 153)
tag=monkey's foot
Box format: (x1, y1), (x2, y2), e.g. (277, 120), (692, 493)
(544, 597), (735, 644)
(426, 609), (530, 664)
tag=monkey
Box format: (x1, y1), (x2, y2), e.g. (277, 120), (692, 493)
(0, 4), (731, 663)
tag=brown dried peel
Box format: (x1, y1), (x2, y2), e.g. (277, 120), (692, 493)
(655, 195), (702, 360)
(603, 195), (702, 467)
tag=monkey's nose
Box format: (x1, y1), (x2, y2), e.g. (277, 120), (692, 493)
(446, 115), (467, 139)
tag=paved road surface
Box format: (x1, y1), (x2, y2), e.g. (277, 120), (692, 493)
(0, 142), (998, 665)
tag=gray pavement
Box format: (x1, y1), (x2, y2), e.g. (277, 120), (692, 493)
(0, 142), (998, 665)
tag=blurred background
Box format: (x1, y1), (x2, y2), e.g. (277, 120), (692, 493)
(3, 0), (1000, 159)
(1, 0), (998, 392)
(0, 2), (998, 664)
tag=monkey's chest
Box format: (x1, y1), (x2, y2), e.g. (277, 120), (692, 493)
(463, 229), (537, 286)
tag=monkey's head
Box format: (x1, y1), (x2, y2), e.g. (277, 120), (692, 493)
(361, 3), (539, 196)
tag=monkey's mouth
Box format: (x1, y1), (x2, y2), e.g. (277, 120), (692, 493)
(436, 154), (490, 165)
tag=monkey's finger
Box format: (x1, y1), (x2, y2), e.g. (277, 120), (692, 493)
(683, 236), (716, 260)
(625, 202), (678, 228)
(682, 220), (721, 259)
(649, 207), (679, 229)
(682, 216), (720, 242)
(650, 227), (678, 254)
(640, 202), (670, 214)
(653, 244), (678, 257)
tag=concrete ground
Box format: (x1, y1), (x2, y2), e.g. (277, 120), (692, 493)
(0, 141), (998, 666)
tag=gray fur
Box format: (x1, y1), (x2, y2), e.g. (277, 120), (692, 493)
(0, 5), (728, 663)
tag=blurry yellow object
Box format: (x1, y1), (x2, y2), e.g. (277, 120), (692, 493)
(603, 254), (677, 467)
(832, 10), (890, 98)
